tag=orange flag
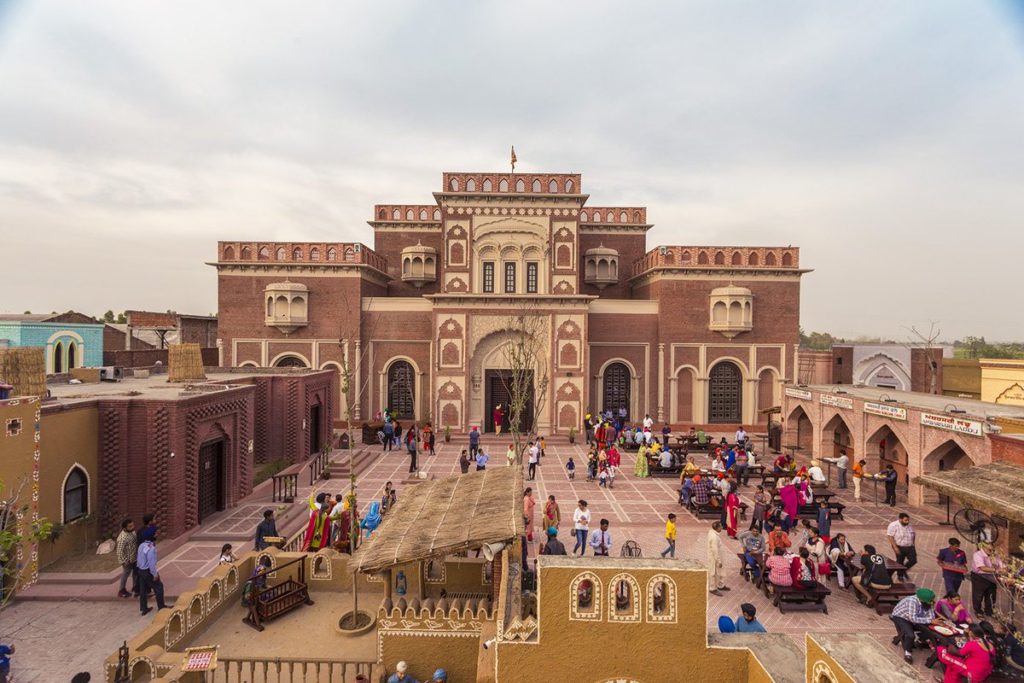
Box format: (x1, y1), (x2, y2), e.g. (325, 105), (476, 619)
(511, 145), (517, 171)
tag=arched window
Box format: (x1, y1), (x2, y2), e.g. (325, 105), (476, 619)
(466, 178), (476, 192)
(53, 341), (64, 374)
(274, 355), (307, 368)
(580, 211), (588, 222)
(482, 178), (492, 192)
(292, 247), (303, 260)
(405, 209), (413, 220)
(515, 179), (525, 192)
(258, 246), (270, 260)
(602, 362), (631, 419)
(748, 252), (759, 266)
(532, 179), (542, 192)
(593, 211), (602, 222)
(326, 247), (337, 261)
(619, 211), (627, 222)
(714, 251), (725, 265)
(565, 179), (574, 192)
(310, 247), (321, 261)
(67, 342), (77, 370)
(499, 178), (509, 192)
(548, 179), (558, 193)
(782, 251), (794, 267)
(275, 247), (286, 260)
(223, 245), (235, 260)
(450, 178), (459, 191)
(240, 245), (252, 260)
(765, 251), (777, 266)
(709, 361), (742, 423)
(570, 572), (601, 621)
(63, 466), (88, 523)
(731, 251), (742, 265)
(387, 361), (415, 420)
(647, 575), (677, 623)
(608, 574), (640, 622)
(419, 208), (428, 220)
(433, 209), (441, 220)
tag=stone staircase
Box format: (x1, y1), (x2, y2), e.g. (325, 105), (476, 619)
(327, 446), (378, 482)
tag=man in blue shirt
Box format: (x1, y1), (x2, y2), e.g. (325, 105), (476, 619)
(0, 643), (14, 683)
(475, 449), (489, 471)
(936, 537), (968, 596)
(468, 426), (480, 458)
(735, 603), (767, 633)
(137, 527), (167, 615)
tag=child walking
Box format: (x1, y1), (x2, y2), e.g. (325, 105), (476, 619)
(566, 456), (576, 480)
(660, 513), (677, 559)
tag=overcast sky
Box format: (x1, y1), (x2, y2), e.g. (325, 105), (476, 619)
(1, 1), (1022, 340)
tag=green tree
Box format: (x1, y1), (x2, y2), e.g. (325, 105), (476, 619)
(102, 310), (116, 323)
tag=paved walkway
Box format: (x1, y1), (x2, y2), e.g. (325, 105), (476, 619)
(3, 434), (994, 681)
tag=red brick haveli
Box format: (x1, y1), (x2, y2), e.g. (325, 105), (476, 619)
(214, 170), (809, 433)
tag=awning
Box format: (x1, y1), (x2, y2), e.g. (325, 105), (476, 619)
(914, 462), (1024, 524)
(354, 466), (524, 574)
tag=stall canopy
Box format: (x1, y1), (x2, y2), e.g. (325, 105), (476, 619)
(915, 462), (1024, 524)
(354, 466), (524, 574)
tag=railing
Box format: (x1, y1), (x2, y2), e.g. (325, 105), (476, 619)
(271, 471), (298, 503)
(308, 449), (330, 486)
(282, 525), (306, 553)
(214, 657), (380, 683)
(216, 241), (389, 274)
(632, 245), (801, 277)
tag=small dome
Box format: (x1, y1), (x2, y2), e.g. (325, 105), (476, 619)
(584, 246), (619, 258)
(266, 281), (308, 293)
(711, 285), (752, 297)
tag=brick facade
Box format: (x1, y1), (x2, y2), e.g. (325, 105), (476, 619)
(214, 170), (807, 432)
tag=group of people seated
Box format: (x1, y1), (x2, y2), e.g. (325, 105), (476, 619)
(584, 410), (673, 452)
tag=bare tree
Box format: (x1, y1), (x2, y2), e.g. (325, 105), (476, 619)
(0, 477), (53, 611)
(904, 321), (942, 394)
(501, 309), (550, 465)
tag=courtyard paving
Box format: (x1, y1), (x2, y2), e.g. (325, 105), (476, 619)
(3, 433), (999, 681)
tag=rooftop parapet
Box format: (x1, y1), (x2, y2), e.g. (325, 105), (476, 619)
(216, 242), (388, 274)
(441, 172), (582, 195)
(632, 246), (801, 278)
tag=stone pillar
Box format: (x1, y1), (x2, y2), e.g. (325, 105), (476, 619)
(216, 338), (224, 367)
(353, 340), (362, 420)
(657, 343), (665, 423)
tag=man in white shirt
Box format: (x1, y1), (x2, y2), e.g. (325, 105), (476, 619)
(642, 414), (654, 430)
(735, 427), (748, 445)
(887, 513), (917, 580)
(527, 442), (540, 481)
(706, 522), (728, 595)
(807, 460), (827, 483)
(589, 519), (612, 557)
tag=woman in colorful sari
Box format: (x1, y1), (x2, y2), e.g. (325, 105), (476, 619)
(543, 495), (561, 531)
(634, 444), (649, 478)
(331, 498), (353, 553)
(724, 489), (741, 538)
(778, 483), (800, 522)
(303, 494), (332, 552)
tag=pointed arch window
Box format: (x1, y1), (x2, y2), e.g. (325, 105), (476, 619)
(53, 341), (64, 374)
(67, 342), (77, 370)
(387, 361), (415, 419)
(63, 466), (88, 523)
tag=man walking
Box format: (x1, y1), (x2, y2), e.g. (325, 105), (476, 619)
(527, 441), (540, 481)
(137, 527), (167, 615)
(589, 519), (612, 557)
(116, 518), (138, 598)
(406, 427), (418, 474)
(887, 512), (917, 581)
(254, 509), (278, 550)
(468, 426), (480, 458)
(706, 522), (729, 595)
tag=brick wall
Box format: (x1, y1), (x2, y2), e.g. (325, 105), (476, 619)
(103, 348), (218, 368)
(910, 347), (944, 394)
(990, 434), (1024, 466)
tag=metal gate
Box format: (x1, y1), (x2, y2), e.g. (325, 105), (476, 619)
(485, 370), (533, 433)
(386, 361), (415, 419)
(709, 362), (742, 423)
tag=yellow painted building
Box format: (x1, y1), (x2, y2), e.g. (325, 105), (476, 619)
(981, 359), (1024, 406)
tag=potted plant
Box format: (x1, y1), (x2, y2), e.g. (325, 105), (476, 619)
(568, 427), (577, 444)
(444, 425), (451, 443)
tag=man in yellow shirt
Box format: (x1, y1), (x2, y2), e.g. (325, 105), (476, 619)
(660, 513), (677, 559)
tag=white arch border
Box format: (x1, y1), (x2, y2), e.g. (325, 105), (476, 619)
(706, 356), (751, 424)
(320, 361), (344, 419)
(670, 364), (700, 423)
(238, 361), (259, 368)
(47, 329), (84, 345)
(268, 351), (311, 368)
(59, 462), (91, 524)
(47, 330), (86, 374)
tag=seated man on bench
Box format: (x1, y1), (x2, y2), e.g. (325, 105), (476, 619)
(738, 528), (766, 581)
(851, 544), (893, 603)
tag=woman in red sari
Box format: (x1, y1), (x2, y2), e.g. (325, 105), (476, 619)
(725, 488), (741, 538)
(303, 494), (332, 552)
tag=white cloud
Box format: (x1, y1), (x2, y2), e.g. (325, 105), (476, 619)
(0, 0), (1022, 339)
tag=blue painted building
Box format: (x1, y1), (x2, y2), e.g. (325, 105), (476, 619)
(0, 313), (104, 374)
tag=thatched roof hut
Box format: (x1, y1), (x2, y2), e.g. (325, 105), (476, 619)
(915, 462), (1024, 524)
(355, 466), (524, 574)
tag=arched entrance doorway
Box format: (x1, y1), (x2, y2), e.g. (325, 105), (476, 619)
(922, 440), (974, 504)
(784, 405), (814, 452)
(866, 425), (908, 494)
(386, 361), (416, 420)
(602, 362), (631, 419)
(708, 361), (742, 423)
(820, 414), (853, 460)
(274, 355), (307, 368)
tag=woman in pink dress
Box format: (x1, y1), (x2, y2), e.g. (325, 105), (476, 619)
(779, 483), (800, 521)
(724, 489), (740, 538)
(936, 624), (995, 682)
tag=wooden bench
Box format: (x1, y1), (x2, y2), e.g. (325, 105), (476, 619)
(855, 582), (916, 615)
(688, 501), (722, 520)
(770, 582), (831, 614)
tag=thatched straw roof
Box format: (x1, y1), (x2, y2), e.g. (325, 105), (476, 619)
(915, 462), (1024, 524)
(355, 467), (524, 574)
